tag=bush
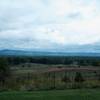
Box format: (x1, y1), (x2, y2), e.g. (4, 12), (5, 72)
(0, 58), (10, 86)
(74, 72), (84, 83)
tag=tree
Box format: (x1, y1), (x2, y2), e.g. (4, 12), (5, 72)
(62, 75), (70, 83)
(74, 72), (84, 83)
(0, 58), (10, 85)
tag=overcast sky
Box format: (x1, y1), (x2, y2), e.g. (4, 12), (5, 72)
(0, 0), (100, 50)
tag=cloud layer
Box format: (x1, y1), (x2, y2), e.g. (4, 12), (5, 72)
(0, 0), (100, 51)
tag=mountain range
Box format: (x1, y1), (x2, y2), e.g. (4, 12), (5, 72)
(0, 49), (100, 57)
(0, 42), (100, 56)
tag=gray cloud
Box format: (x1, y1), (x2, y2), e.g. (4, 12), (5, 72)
(0, 0), (100, 51)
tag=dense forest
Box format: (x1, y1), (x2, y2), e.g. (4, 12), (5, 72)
(0, 56), (100, 66)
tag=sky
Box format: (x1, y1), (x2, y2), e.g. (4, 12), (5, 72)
(0, 0), (100, 51)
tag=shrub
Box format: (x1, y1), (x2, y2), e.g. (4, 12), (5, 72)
(74, 72), (84, 83)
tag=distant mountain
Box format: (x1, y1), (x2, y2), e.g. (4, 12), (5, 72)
(0, 49), (100, 57)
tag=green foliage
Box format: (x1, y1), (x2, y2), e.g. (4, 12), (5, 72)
(62, 75), (70, 83)
(0, 58), (10, 84)
(2, 56), (100, 66)
(74, 72), (84, 83)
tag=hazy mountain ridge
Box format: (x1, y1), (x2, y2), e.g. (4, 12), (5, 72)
(0, 49), (100, 57)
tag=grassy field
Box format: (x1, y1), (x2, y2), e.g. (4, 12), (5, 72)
(0, 89), (100, 100)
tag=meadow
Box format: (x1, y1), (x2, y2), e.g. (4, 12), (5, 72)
(0, 89), (100, 100)
(0, 56), (100, 91)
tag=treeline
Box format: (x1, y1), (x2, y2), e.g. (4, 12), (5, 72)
(0, 56), (100, 66)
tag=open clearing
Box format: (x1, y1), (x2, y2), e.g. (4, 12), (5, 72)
(0, 89), (100, 100)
